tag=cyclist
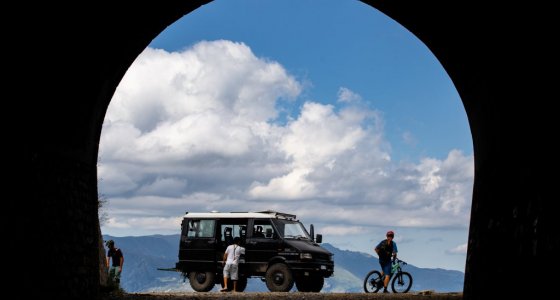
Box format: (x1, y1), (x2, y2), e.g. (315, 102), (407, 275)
(374, 230), (398, 293)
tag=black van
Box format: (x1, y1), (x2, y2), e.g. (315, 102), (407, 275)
(175, 210), (334, 292)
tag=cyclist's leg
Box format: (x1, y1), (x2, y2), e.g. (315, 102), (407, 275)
(380, 261), (392, 291)
(383, 273), (390, 288)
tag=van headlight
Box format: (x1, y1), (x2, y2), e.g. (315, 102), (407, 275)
(300, 253), (313, 260)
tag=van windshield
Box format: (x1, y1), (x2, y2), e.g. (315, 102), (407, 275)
(272, 219), (311, 239)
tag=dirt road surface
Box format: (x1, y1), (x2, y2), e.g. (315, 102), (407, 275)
(103, 291), (462, 300)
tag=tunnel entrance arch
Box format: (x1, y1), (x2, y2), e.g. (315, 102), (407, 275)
(99, 0), (473, 279)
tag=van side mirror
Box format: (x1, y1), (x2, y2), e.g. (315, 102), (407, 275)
(315, 234), (322, 244)
(265, 228), (273, 238)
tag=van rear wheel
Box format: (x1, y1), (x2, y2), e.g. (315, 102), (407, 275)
(265, 263), (294, 292)
(236, 276), (248, 292)
(189, 271), (215, 292)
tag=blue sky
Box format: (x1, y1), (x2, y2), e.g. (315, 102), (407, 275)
(99, 0), (473, 272)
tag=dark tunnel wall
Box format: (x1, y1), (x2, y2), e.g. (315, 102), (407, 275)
(9, 1), (556, 299)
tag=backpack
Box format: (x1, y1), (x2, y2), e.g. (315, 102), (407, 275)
(377, 239), (393, 261)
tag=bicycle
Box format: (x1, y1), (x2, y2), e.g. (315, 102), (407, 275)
(363, 258), (413, 293)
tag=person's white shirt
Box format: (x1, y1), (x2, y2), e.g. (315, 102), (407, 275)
(225, 244), (245, 264)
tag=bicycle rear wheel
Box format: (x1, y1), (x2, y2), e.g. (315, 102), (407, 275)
(391, 271), (412, 293)
(363, 270), (383, 293)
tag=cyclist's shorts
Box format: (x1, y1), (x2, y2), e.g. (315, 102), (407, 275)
(380, 260), (392, 276)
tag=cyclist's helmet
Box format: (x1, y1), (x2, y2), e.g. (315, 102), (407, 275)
(105, 240), (114, 247)
(386, 230), (395, 237)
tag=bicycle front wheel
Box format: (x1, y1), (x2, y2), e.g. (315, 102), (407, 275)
(391, 271), (412, 293)
(363, 270), (383, 293)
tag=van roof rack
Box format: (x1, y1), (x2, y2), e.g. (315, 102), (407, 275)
(257, 210), (297, 220)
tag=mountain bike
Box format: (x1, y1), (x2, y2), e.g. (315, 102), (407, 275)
(363, 258), (413, 293)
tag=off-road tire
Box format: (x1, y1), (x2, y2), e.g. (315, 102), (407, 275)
(363, 270), (383, 293)
(391, 271), (412, 293)
(265, 263), (294, 292)
(189, 271), (215, 292)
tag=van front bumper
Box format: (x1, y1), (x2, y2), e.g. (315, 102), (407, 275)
(288, 261), (334, 277)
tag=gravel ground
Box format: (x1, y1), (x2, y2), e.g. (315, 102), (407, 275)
(102, 291), (463, 300)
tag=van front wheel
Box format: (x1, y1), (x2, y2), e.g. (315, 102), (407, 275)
(265, 263), (294, 292)
(188, 271), (215, 292)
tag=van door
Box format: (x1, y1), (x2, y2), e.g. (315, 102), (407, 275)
(182, 219), (217, 270)
(245, 219), (280, 274)
(217, 219), (248, 272)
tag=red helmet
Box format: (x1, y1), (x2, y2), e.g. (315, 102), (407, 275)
(386, 230), (394, 237)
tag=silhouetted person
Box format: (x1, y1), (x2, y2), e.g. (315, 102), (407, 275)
(106, 240), (124, 288)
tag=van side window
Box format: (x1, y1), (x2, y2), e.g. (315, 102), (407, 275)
(187, 219), (215, 238)
(220, 222), (247, 245)
(253, 220), (275, 239)
(223, 227), (233, 245)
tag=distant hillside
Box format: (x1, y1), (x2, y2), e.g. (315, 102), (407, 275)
(103, 234), (463, 293)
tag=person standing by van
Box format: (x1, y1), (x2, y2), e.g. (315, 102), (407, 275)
(374, 230), (397, 293)
(221, 237), (245, 292)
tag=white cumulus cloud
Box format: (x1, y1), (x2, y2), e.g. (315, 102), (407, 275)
(446, 243), (468, 255)
(99, 40), (473, 237)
